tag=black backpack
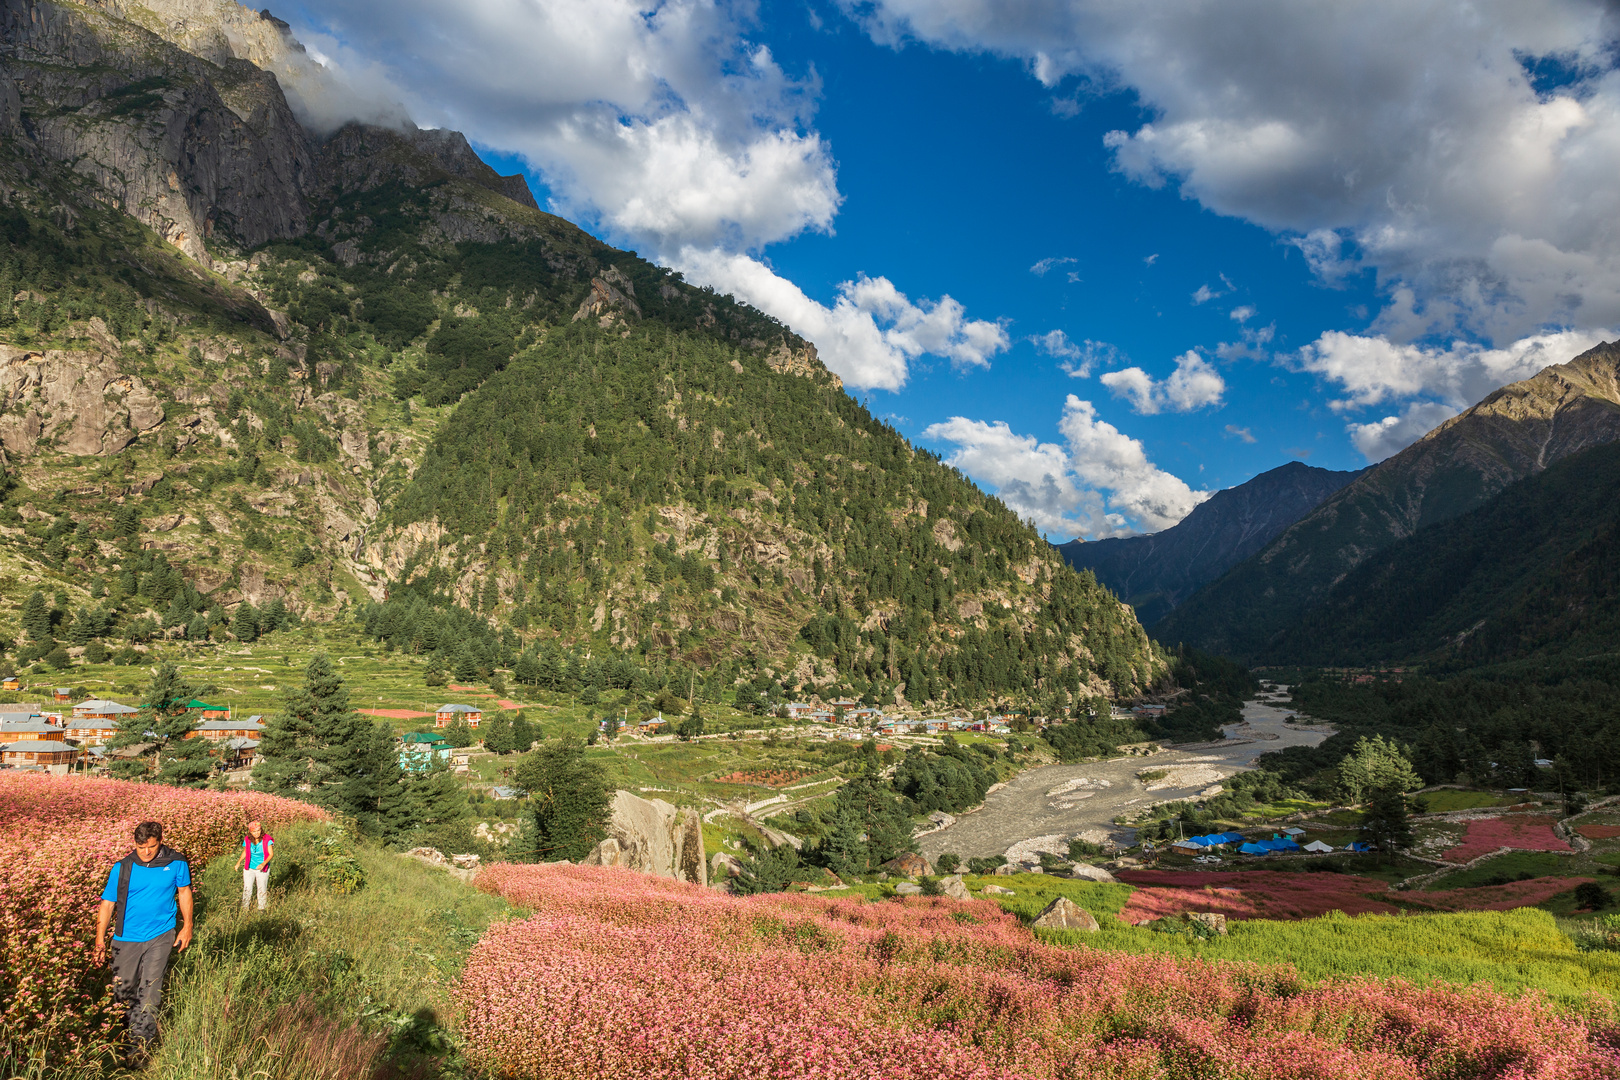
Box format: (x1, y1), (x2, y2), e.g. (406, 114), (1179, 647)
(111, 845), (184, 938)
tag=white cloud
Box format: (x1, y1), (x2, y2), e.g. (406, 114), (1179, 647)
(1034, 331), (1124, 377)
(1347, 401), (1461, 462)
(840, 0), (1620, 343)
(293, 0), (839, 253)
(923, 396), (1210, 538)
(1099, 351), (1225, 414)
(1031, 256), (1078, 276)
(1191, 284), (1219, 305)
(1224, 425), (1257, 443)
(1297, 328), (1611, 411)
(1229, 306), (1255, 323)
(676, 249), (1008, 391)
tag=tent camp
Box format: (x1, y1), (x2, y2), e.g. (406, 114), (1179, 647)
(1303, 840), (1334, 853)
(1240, 839), (1302, 855)
(1186, 831), (1245, 847)
(1344, 842), (1375, 853)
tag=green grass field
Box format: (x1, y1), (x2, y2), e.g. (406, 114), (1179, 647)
(140, 821), (513, 1080)
(1425, 850), (1578, 890)
(1417, 789), (1522, 812)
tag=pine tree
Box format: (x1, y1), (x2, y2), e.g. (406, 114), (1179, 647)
(20, 590), (49, 643)
(108, 663), (211, 786)
(513, 736), (611, 861)
(233, 603), (260, 643)
(483, 710), (514, 754)
(510, 712), (536, 753)
(1359, 788), (1415, 855)
(443, 717), (473, 748)
(407, 756), (467, 829)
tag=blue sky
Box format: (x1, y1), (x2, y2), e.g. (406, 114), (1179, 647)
(279, 0), (1620, 540)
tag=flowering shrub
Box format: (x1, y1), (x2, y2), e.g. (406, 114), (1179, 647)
(1117, 870), (1594, 922)
(0, 774), (327, 1073)
(463, 863), (1620, 1080)
(1441, 816), (1572, 863)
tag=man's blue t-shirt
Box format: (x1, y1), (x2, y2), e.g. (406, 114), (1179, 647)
(101, 856), (191, 942)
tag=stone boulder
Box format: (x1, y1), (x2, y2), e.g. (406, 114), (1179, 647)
(1069, 863), (1118, 884)
(894, 882), (922, 896)
(938, 874), (972, 901)
(882, 851), (932, 878)
(981, 884), (1015, 896)
(582, 790), (707, 886)
(1187, 912), (1228, 935)
(1031, 896), (1100, 932)
(710, 851), (743, 889)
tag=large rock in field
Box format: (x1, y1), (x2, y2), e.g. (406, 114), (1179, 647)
(882, 852), (932, 878)
(939, 874), (972, 900)
(1032, 896), (1100, 932)
(1187, 912), (1228, 935)
(582, 790), (707, 886)
(981, 884), (1015, 896)
(1070, 863), (1118, 884)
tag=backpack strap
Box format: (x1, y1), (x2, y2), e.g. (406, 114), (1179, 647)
(112, 854), (135, 938)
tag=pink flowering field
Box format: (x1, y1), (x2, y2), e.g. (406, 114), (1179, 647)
(1442, 816), (1573, 863)
(1118, 870), (1594, 921)
(463, 862), (1620, 1080)
(0, 773), (327, 1072)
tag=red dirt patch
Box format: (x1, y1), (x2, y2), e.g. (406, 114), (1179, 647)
(714, 769), (814, 788)
(1114, 870), (1589, 923)
(1439, 815), (1571, 862)
(1578, 824), (1620, 840)
(361, 708), (433, 719)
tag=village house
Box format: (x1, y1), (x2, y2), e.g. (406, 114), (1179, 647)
(0, 715), (65, 742)
(74, 698), (140, 721)
(1, 676), (19, 691)
(52, 687), (72, 704)
(783, 702), (815, 720)
(399, 731), (452, 773)
(182, 699), (231, 721)
(219, 737), (260, 770)
(1, 738), (79, 774)
(189, 717), (268, 742)
(435, 704), (482, 729)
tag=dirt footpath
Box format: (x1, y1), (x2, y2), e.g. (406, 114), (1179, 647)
(917, 692), (1329, 863)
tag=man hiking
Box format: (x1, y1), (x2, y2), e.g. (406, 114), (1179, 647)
(93, 821), (193, 1059)
(239, 819), (274, 911)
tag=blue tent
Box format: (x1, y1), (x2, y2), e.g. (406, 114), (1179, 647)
(1239, 842), (1270, 855)
(1261, 839), (1301, 853)
(1344, 842), (1374, 853)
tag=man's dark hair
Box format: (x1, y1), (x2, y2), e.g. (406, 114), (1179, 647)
(133, 821), (163, 843)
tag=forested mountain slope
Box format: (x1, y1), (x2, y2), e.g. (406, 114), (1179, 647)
(0, 0), (1168, 709)
(1056, 461), (1361, 626)
(1265, 440), (1620, 668)
(1157, 342), (1620, 661)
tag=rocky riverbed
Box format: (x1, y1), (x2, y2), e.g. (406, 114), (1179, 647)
(916, 691), (1330, 865)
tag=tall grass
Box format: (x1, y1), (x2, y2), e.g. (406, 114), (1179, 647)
(136, 822), (512, 1080)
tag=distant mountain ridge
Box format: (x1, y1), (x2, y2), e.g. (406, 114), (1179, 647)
(1056, 461), (1362, 627)
(1268, 439), (1620, 667)
(1157, 341), (1620, 660)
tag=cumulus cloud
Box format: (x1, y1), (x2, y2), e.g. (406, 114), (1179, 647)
(840, 0), (1620, 343)
(676, 249), (1009, 391)
(294, 0), (839, 253)
(1297, 328), (1611, 411)
(1347, 402), (1462, 462)
(1099, 351), (1225, 414)
(923, 396), (1209, 538)
(1297, 327), (1611, 459)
